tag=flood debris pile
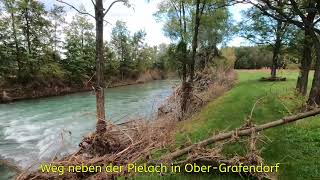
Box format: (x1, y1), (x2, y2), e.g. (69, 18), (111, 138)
(158, 68), (236, 120)
(17, 118), (176, 180)
(169, 131), (273, 179)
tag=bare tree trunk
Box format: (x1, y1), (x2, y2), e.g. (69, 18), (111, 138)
(95, 0), (106, 134)
(23, 0), (34, 74)
(296, 12), (316, 95)
(180, 0), (189, 114)
(296, 31), (313, 95)
(10, 7), (22, 77)
(270, 20), (282, 79)
(189, 0), (204, 83)
(181, 0), (205, 115)
(307, 31), (320, 106)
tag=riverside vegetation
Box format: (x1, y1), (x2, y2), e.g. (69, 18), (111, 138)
(1, 0), (320, 179)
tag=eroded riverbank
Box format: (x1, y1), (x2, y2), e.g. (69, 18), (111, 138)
(0, 74), (167, 104)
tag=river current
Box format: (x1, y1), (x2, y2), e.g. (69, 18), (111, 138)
(0, 79), (179, 175)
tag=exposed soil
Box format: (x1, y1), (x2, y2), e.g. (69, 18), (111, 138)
(0, 70), (166, 103)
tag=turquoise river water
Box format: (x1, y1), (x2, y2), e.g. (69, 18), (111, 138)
(0, 79), (179, 179)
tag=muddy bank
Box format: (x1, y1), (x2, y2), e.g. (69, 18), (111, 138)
(0, 70), (168, 103)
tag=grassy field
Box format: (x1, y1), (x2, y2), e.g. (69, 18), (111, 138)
(161, 70), (320, 179)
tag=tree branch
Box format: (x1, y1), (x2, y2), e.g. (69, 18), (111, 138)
(56, 0), (96, 20)
(160, 108), (320, 161)
(56, 0), (112, 25)
(91, 0), (96, 7)
(241, 0), (320, 35)
(104, 0), (129, 17)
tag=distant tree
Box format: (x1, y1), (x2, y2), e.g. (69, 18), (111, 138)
(110, 21), (133, 80)
(2, 0), (23, 78)
(48, 4), (65, 62)
(17, 0), (50, 75)
(63, 13), (95, 82)
(239, 6), (293, 78)
(234, 46), (273, 69)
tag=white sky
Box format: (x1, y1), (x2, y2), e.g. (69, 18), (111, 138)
(42, 0), (251, 47)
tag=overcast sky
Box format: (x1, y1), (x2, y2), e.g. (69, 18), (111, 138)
(41, 0), (251, 47)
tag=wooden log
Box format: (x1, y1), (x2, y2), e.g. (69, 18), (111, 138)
(161, 108), (320, 161)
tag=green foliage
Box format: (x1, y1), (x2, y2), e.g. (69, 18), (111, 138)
(0, 1), (174, 87)
(110, 20), (169, 80)
(234, 46), (273, 69)
(38, 62), (66, 82)
(63, 13), (95, 82)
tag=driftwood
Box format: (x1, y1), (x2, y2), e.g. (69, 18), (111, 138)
(161, 108), (320, 161)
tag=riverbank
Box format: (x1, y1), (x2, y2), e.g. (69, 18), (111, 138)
(16, 68), (237, 179)
(0, 70), (168, 103)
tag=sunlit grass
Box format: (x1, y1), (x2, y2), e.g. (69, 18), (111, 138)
(139, 70), (320, 179)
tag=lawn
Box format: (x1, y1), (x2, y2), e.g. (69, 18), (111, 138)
(170, 70), (320, 179)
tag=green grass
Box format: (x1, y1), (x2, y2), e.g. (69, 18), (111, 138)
(137, 70), (320, 179)
(172, 70), (320, 179)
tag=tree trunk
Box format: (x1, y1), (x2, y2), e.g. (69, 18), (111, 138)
(24, 6), (31, 55)
(296, 30), (313, 95)
(10, 7), (22, 76)
(296, 11), (316, 95)
(180, 0), (189, 114)
(23, 1), (33, 74)
(270, 20), (282, 78)
(307, 31), (320, 106)
(189, 0), (203, 83)
(95, 0), (106, 134)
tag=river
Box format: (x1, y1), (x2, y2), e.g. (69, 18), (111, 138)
(0, 79), (179, 178)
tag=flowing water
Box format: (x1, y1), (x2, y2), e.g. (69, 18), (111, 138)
(0, 79), (179, 178)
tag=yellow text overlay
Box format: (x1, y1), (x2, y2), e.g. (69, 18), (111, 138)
(39, 163), (280, 175)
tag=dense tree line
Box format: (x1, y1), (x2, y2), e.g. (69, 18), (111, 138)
(0, 0), (173, 88)
(233, 46), (301, 70)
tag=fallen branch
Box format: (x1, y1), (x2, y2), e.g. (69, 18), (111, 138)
(161, 108), (320, 161)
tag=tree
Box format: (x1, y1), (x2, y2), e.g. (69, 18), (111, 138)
(63, 13), (95, 82)
(198, 6), (233, 69)
(242, 0), (320, 105)
(240, 6), (292, 78)
(57, 0), (131, 134)
(3, 0), (22, 78)
(296, 3), (317, 95)
(48, 4), (65, 62)
(110, 21), (132, 80)
(17, 0), (50, 76)
(156, 0), (232, 115)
